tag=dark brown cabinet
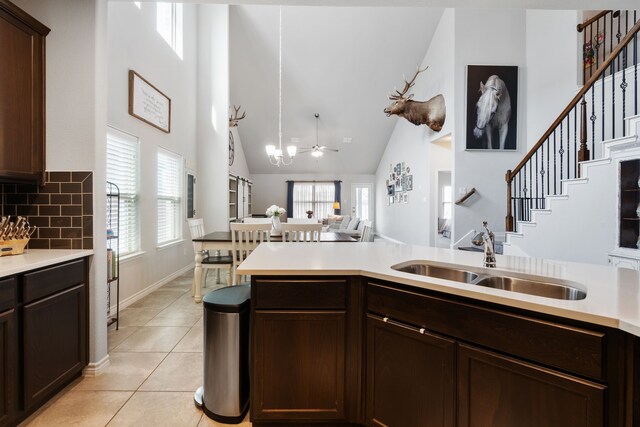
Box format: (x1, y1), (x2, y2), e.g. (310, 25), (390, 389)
(23, 284), (86, 410)
(253, 310), (346, 421)
(0, 277), (16, 427)
(457, 344), (605, 427)
(0, 258), (87, 426)
(0, 0), (50, 184)
(251, 277), (360, 425)
(365, 314), (455, 427)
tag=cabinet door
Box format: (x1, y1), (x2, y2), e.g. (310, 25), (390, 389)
(458, 344), (605, 427)
(0, 309), (16, 427)
(23, 284), (86, 410)
(252, 310), (346, 421)
(365, 314), (455, 427)
(0, 3), (48, 183)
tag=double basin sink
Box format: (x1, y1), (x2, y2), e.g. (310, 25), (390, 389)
(391, 261), (586, 300)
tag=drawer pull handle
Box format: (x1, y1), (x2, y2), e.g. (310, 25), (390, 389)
(383, 317), (389, 323)
(419, 328), (425, 334)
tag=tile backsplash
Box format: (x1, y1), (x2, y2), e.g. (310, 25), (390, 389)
(1, 171), (93, 249)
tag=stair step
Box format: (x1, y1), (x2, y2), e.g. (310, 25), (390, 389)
(530, 209), (551, 215)
(580, 158), (612, 167)
(625, 113), (640, 136)
(602, 134), (639, 156)
(544, 194), (569, 200)
(562, 177), (588, 185)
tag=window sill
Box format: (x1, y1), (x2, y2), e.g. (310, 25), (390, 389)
(156, 239), (185, 251)
(120, 251), (146, 264)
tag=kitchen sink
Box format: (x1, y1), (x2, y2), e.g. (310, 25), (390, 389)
(474, 276), (586, 300)
(391, 261), (587, 300)
(391, 262), (479, 284)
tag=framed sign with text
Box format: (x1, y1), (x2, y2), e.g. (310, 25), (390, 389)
(128, 70), (171, 133)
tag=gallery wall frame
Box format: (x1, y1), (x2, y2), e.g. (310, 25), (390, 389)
(465, 65), (518, 151)
(129, 70), (171, 133)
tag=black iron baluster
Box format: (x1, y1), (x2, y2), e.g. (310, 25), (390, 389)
(612, 60), (616, 139)
(583, 28), (587, 84)
(518, 171), (522, 223)
(553, 131), (557, 195)
(535, 152), (539, 209)
(602, 66), (606, 141)
(635, 23), (638, 116)
(617, 12), (622, 71)
(622, 44), (628, 136)
(523, 164), (527, 222)
(546, 137), (550, 199)
(559, 123), (564, 183)
(591, 84), (596, 156)
(541, 140), (545, 208)
(589, 25), (594, 81)
(566, 116), (571, 178)
(569, 106), (578, 178)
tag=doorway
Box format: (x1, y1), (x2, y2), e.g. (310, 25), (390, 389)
(351, 183), (374, 223)
(435, 171), (452, 248)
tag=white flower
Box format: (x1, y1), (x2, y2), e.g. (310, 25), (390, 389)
(266, 205), (286, 217)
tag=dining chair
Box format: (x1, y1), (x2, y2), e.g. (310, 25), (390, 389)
(287, 218), (319, 224)
(230, 222), (271, 285)
(281, 223), (323, 242)
(242, 218), (272, 224)
(187, 218), (233, 291)
(360, 220), (373, 242)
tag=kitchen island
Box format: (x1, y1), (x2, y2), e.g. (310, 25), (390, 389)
(238, 242), (640, 427)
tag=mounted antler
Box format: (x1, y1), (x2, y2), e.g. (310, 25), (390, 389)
(229, 105), (246, 128)
(388, 66), (428, 101)
(383, 65), (446, 132)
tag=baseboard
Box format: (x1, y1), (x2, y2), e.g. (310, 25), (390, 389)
(110, 263), (194, 313)
(375, 232), (405, 244)
(83, 355), (110, 377)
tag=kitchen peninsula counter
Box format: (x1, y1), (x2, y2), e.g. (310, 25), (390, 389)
(238, 242), (640, 337)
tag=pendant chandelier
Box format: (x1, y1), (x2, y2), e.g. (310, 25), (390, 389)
(265, 6), (296, 167)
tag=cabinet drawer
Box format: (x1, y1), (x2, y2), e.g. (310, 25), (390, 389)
(23, 259), (86, 304)
(254, 279), (346, 309)
(0, 277), (16, 313)
(367, 282), (605, 381)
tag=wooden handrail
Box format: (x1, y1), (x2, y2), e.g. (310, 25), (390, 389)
(576, 10), (616, 32)
(506, 18), (640, 184)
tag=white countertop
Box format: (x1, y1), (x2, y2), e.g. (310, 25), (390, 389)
(238, 242), (640, 337)
(0, 249), (94, 277)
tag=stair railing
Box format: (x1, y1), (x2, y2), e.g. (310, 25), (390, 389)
(506, 15), (639, 232)
(578, 10), (636, 85)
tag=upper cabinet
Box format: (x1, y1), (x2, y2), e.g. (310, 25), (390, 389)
(0, 0), (49, 184)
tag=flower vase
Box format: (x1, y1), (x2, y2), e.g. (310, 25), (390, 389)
(271, 216), (282, 235)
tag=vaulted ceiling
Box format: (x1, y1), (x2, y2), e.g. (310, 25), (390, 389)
(229, 5), (444, 174)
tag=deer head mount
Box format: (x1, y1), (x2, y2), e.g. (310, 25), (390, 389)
(384, 66), (446, 132)
(229, 105), (246, 128)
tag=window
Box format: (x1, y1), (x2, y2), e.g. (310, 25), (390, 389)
(156, 3), (183, 59)
(106, 128), (140, 256)
(293, 182), (335, 219)
(442, 186), (452, 220)
(157, 148), (183, 245)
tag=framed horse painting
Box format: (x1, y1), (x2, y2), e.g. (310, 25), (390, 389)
(466, 65), (518, 150)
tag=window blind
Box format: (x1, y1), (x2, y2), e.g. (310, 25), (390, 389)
(106, 128), (140, 256)
(157, 148), (183, 245)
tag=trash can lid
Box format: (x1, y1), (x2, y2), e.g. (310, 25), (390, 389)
(203, 285), (251, 313)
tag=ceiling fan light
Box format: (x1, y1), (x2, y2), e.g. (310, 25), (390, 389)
(266, 145), (276, 156)
(311, 150), (323, 158)
(287, 145), (297, 157)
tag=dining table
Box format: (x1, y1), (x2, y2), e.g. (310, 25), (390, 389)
(191, 231), (357, 302)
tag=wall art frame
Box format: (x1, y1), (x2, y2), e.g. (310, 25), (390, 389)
(128, 69), (171, 133)
(465, 65), (518, 151)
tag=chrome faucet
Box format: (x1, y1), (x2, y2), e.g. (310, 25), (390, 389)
(482, 221), (496, 268)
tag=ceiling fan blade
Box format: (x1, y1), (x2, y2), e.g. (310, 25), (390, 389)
(319, 146), (339, 152)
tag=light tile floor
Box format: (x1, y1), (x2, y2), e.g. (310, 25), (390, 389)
(21, 272), (251, 427)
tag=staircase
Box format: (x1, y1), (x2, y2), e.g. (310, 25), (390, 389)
(503, 12), (640, 265)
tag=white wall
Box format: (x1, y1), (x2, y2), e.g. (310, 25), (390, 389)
(251, 173), (375, 217)
(525, 10), (580, 150)
(197, 4), (231, 232)
(453, 8), (527, 240)
(374, 9), (455, 245)
(12, 0), (109, 366)
(107, 2), (197, 305)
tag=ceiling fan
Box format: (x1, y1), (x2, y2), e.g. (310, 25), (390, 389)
(298, 113), (339, 158)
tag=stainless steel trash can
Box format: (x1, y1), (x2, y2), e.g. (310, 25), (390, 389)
(194, 285), (250, 424)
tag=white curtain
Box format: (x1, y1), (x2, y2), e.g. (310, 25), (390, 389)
(293, 182), (334, 219)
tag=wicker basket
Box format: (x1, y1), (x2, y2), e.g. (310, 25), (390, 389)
(0, 238), (29, 256)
